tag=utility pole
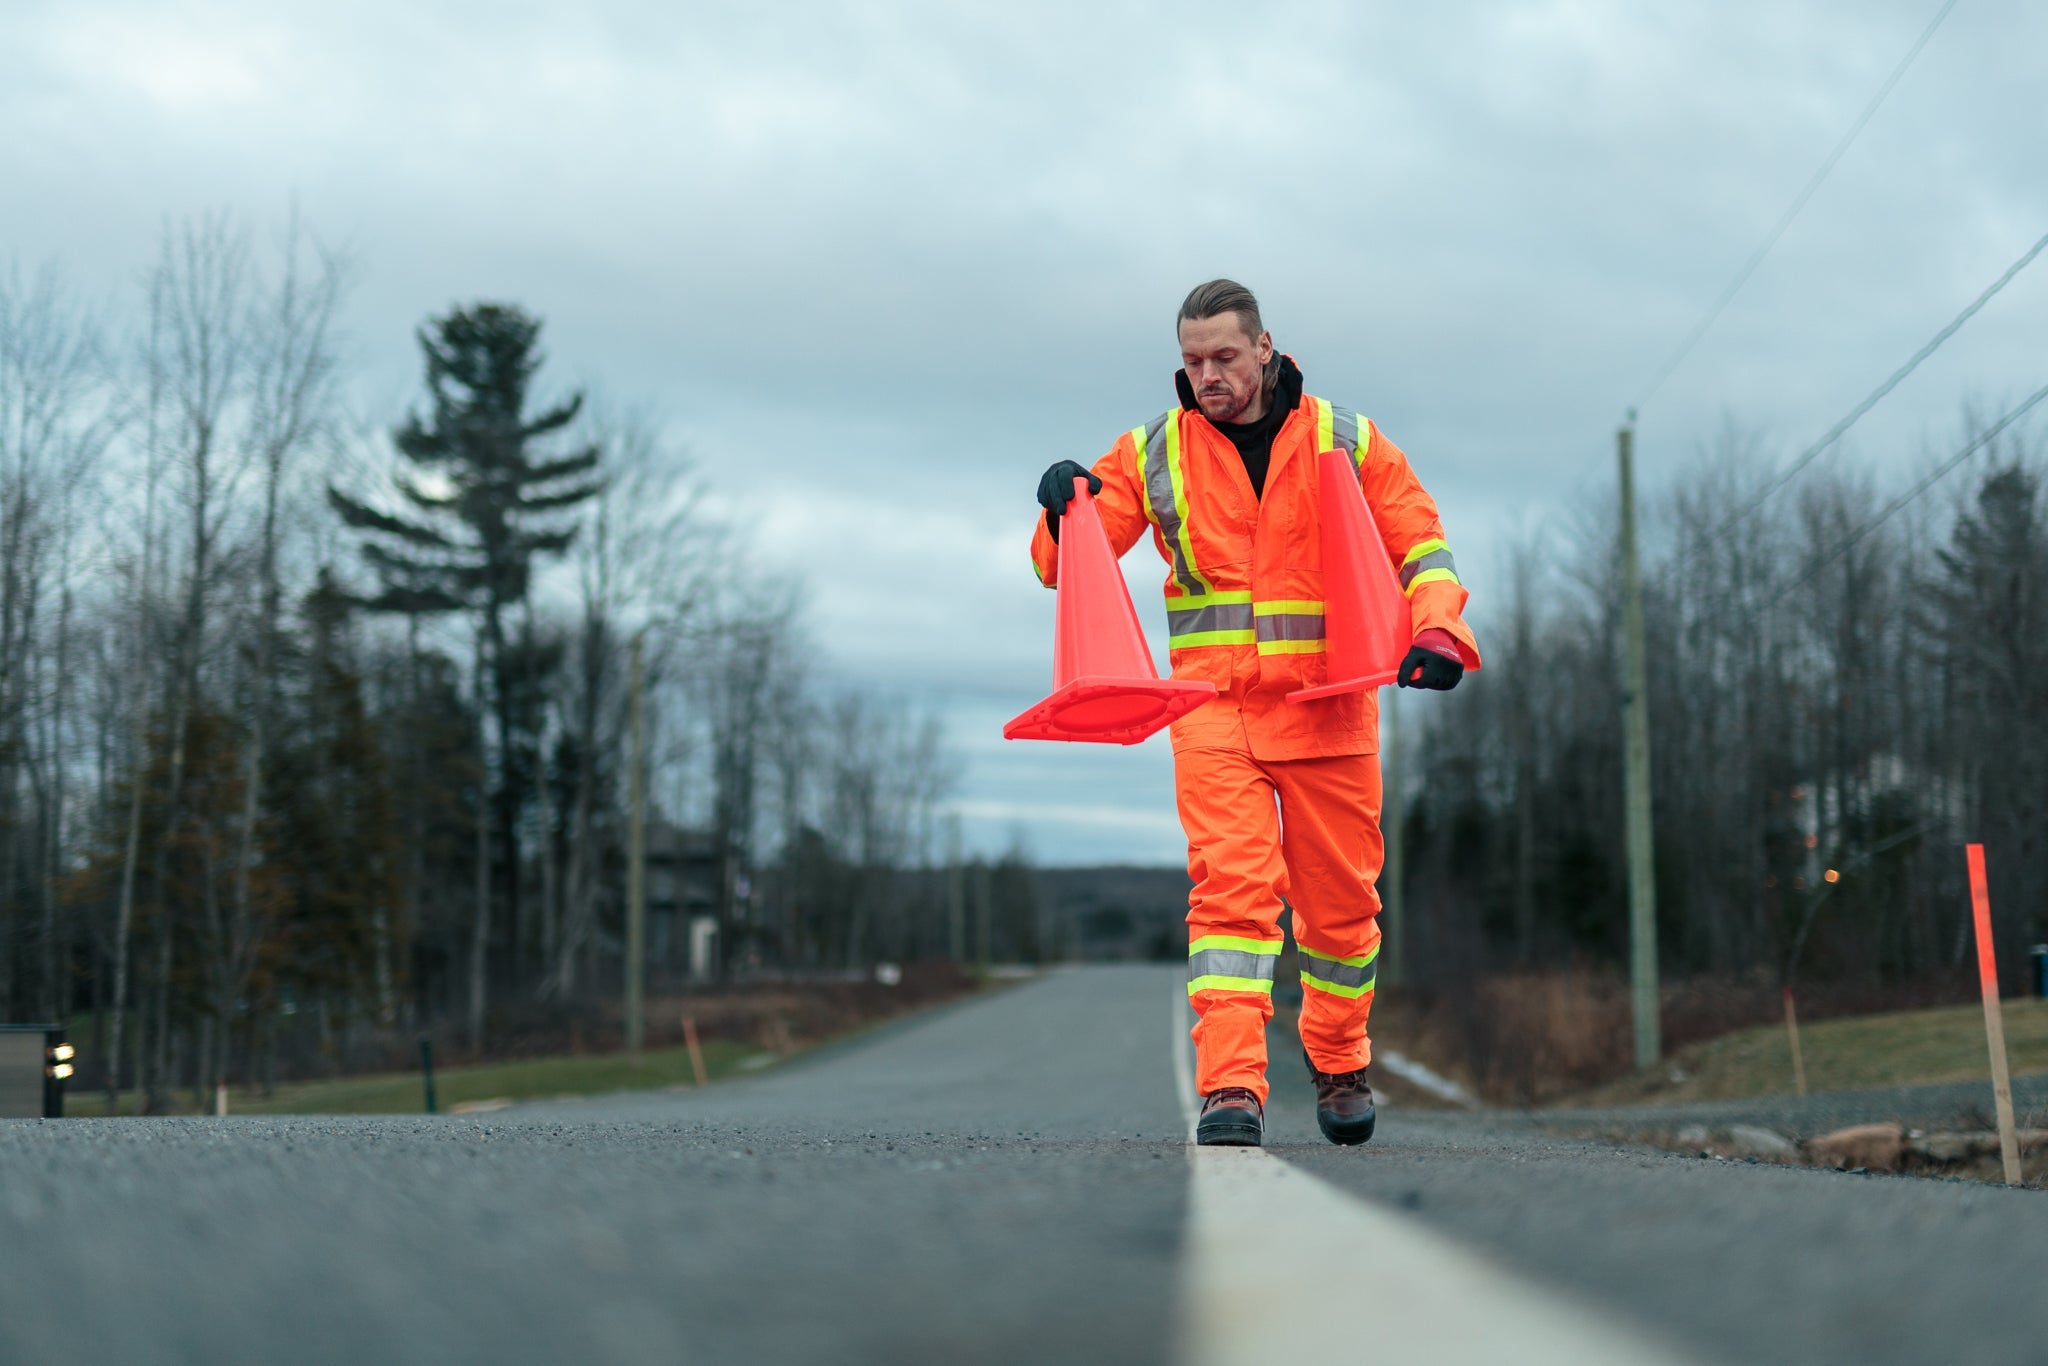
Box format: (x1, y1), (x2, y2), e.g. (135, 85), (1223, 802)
(1618, 419), (1661, 1070)
(1380, 688), (1405, 987)
(625, 632), (648, 1059)
(946, 817), (966, 965)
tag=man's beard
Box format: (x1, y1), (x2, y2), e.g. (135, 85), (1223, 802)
(1202, 386), (1252, 422)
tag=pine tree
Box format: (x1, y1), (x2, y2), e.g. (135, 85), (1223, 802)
(329, 303), (601, 1046)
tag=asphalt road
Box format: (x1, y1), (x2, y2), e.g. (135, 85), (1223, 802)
(3, 965), (2044, 1364)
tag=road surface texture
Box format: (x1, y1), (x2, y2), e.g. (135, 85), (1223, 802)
(1, 964), (2042, 1364)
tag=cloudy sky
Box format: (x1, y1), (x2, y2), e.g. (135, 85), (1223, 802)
(5, 1), (2044, 864)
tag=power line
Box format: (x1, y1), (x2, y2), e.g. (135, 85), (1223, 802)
(1630, 0), (1961, 416)
(1701, 225), (2048, 548)
(1769, 377), (2048, 604)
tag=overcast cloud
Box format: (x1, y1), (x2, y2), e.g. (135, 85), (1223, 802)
(5, 1), (2044, 863)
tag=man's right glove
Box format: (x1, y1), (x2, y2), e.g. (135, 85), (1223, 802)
(1396, 628), (1465, 690)
(1036, 460), (1102, 541)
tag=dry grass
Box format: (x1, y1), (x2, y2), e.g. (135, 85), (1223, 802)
(1572, 997), (2048, 1108)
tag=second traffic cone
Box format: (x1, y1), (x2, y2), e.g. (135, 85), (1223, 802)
(1004, 478), (1216, 745)
(1289, 448), (1408, 702)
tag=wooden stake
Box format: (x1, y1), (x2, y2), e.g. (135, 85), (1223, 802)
(1782, 988), (1807, 1096)
(683, 1015), (708, 1088)
(1966, 844), (2023, 1186)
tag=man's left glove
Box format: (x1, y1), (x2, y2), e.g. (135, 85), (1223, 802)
(1036, 460), (1101, 543)
(1396, 628), (1464, 691)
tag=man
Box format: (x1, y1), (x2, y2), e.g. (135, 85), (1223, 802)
(1028, 280), (1479, 1147)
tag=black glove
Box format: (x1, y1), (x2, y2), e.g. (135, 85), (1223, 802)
(1396, 643), (1463, 691)
(1036, 460), (1101, 542)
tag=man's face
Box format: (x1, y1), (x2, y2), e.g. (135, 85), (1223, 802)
(1178, 313), (1274, 423)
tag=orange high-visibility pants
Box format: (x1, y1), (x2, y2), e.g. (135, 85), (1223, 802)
(1179, 747), (1383, 1105)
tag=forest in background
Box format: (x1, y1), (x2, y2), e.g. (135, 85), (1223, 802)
(0, 211), (1032, 1112)
(1404, 414), (2047, 1090)
(6, 208), (2043, 1110)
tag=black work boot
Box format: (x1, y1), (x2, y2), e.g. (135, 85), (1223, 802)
(1307, 1058), (1376, 1146)
(1196, 1086), (1264, 1147)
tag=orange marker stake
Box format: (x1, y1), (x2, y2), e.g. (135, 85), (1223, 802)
(1967, 843), (2023, 1186)
(1782, 988), (1808, 1097)
(683, 1015), (709, 1088)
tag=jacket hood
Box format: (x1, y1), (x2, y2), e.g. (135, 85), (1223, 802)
(1176, 353), (1304, 419)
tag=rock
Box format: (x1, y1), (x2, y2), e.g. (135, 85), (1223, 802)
(1913, 1132), (1997, 1164)
(1727, 1124), (1797, 1158)
(1806, 1122), (1906, 1172)
(1675, 1124), (1711, 1149)
(1913, 1129), (2048, 1163)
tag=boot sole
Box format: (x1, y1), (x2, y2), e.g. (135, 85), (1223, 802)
(1316, 1109), (1376, 1146)
(1196, 1116), (1264, 1147)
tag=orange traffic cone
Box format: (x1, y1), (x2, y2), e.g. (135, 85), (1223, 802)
(1005, 478), (1217, 745)
(1289, 449), (1408, 702)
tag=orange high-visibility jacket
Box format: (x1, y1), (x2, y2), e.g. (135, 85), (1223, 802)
(1029, 361), (1481, 761)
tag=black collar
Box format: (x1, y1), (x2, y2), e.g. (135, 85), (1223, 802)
(1175, 353), (1305, 420)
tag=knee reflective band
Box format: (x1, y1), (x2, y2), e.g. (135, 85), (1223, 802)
(1300, 943), (1378, 999)
(1188, 935), (1281, 996)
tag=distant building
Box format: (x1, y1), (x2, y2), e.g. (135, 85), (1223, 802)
(645, 821), (721, 979)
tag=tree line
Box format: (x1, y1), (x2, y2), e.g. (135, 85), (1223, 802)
(1406, 418), (2047, 1008)
(0, 212), (969, 1111)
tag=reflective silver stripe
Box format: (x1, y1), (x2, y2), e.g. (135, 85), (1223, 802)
(1399, 547), (1460, 589)
(1135, 410), (1204, 596)
(1168, 600), (1256, 638)
(1300, 946), (1377, 992)
(1188, 948), (1279, 982)
(1255, 612), (1325, 643)
(1330, 403), (1362, 463)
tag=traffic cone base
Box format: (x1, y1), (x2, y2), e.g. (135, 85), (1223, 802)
(1003, 675), (1216, 746)
(1287, 449), (1408, 705)
(1008, 477), (1217, 746)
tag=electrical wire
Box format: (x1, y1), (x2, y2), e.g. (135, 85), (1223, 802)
(1697, 224), (2048, 552)
(1768, 377), (2048, 604)
(1629, 0), (1961, 417)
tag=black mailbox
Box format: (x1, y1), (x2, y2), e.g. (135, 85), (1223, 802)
(0, 1025), (69, 1118)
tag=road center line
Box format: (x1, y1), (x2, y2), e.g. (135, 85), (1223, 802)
(1170, 975), (1199, 1141)
(1168, 980), (1702, 1366)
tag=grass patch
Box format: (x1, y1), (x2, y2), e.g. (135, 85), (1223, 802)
(63, 1039), (767, 1118)
(1567, 996), (2048, 1107)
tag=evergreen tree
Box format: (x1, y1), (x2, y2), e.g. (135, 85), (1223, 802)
(329, 303), (601, 1043)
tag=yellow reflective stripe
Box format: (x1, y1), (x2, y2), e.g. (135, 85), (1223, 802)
(1188, 975), (1276, 996)
(1315, 396), (1335, 454)
(1171, 590), (1253, 609)
(1300, 943), (1379, 969)
(1300, 972), (1375, 1000)
(1189, 935), (1281, 956)
(1257, 639), (1326, 655)
(1405, 567), (1461, 595)
(1402, 538), (1449, 567)
(1172, 629), (1258, 647)
(1353, 417), (1373, 472)
(1164, 415), (1212, 596)
(1254, 599), (1325, 616)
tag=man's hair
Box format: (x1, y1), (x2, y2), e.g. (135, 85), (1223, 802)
(1178, 279), (1280, 397)
(1178, 279), (1265, 341)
